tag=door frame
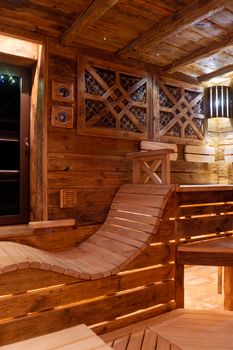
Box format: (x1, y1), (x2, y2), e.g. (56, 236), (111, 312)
(0, 37), (48, 224)
(0, 64), (30, 225)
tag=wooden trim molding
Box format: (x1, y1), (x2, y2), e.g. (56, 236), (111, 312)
(30, 41), (48, 221)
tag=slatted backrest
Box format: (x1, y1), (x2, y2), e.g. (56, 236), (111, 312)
(141, 141), (178, 161)
(86, 184), (175, 273)
(184, 145), (215, 163)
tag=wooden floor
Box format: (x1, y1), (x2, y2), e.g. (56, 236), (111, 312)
(101, 309), (233, 350)
(185, 266), (223, 310)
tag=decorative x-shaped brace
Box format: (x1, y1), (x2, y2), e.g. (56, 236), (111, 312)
(127, 149), (174, 185)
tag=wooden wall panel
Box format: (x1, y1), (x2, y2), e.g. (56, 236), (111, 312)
(47, 51), (139, 225)
(47, 44), (232, 226)
(208, 118), (233, 184)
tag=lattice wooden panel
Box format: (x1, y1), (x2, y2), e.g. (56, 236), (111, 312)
(78, 60), (150, 139)
(159, 82), (205, 142)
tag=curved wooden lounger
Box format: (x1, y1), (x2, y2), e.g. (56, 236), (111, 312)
(0, 184), (175, 280)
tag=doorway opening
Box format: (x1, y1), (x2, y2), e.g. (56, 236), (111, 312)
(0, 33), (47, 225)
(0, 64), (31, 225)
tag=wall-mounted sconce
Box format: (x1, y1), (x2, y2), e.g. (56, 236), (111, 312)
(205, 85), (233, 118)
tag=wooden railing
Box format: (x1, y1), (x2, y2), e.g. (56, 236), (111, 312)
(127, 149), (174, 185)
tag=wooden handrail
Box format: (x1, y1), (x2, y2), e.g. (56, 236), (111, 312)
(127, 149), (174, 185)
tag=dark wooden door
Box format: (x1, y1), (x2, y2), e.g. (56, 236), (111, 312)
(0, 64), (30, 225)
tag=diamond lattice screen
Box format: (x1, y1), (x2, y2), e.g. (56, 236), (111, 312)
(78, 61), (150, 139)
(159, 82), (205, 142)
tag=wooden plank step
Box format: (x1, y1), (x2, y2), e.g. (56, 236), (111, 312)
(0, 324), (112, 350)
(141, 329), (157, 350)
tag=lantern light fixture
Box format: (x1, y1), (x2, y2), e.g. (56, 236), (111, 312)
(205, 85), (233, 118)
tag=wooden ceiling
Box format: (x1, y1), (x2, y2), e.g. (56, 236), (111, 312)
(0, 0), (233, 84)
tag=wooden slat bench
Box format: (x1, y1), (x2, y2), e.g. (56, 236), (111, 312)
(0, 184), (175, 280)
(0, 182), (177, 346)
(102, 309), (233, 350)
(0, 324), (112, 350)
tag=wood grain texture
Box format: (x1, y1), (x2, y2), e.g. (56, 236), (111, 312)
(0, 1), (233, 79)
(30, 43), (48, 221)
(102, 309), (233, 350)
(0, 324), (112, 350)
(60, 0), (120, 45)
(166, 32), (233, 73)
(118, 0), (229, 55)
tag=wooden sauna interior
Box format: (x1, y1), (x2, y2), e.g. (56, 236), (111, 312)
(0, 0), (233, 348)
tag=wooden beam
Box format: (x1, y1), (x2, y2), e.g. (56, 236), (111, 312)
(161, 72), (202, 88)
(166, 33), (233, 74)
(198, 64), (233, 82)
(117, 0), (230, 58)
(60, 0), (119, 45)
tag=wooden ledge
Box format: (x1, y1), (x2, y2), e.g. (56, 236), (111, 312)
(177, 184), (233, 192)
(127, 149), (174, 160)
(29, 219), (76, 230)
(177, 236), (233, 254)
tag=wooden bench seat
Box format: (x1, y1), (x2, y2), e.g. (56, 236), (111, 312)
(0, 184), (175, 281)
(102, 309), (233, 350)
(0, 324), (112, 350)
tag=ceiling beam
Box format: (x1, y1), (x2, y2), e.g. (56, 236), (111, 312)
(166, 33), (233, 74)
(117, 0), (230, 58)
(60, 0), (119, 45)
(198, 64), (233, 82)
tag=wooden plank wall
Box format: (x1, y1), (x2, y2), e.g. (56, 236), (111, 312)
(0, 186), (232, 346)
(47, 44), (230, 225)
(47, 48), (139, 225)
(208, 118), (233, 184)
(0, 195), (176, 346)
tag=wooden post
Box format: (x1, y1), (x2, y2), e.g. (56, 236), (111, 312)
(161, 153), (171, 185)
(175, 263), (184, 308)
(224, 267), (233, 310)
(132, 160), (141, 184)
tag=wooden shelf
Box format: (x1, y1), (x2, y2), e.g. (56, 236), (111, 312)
(0, 170), (19, 182)
(0, 137), (19, 142)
